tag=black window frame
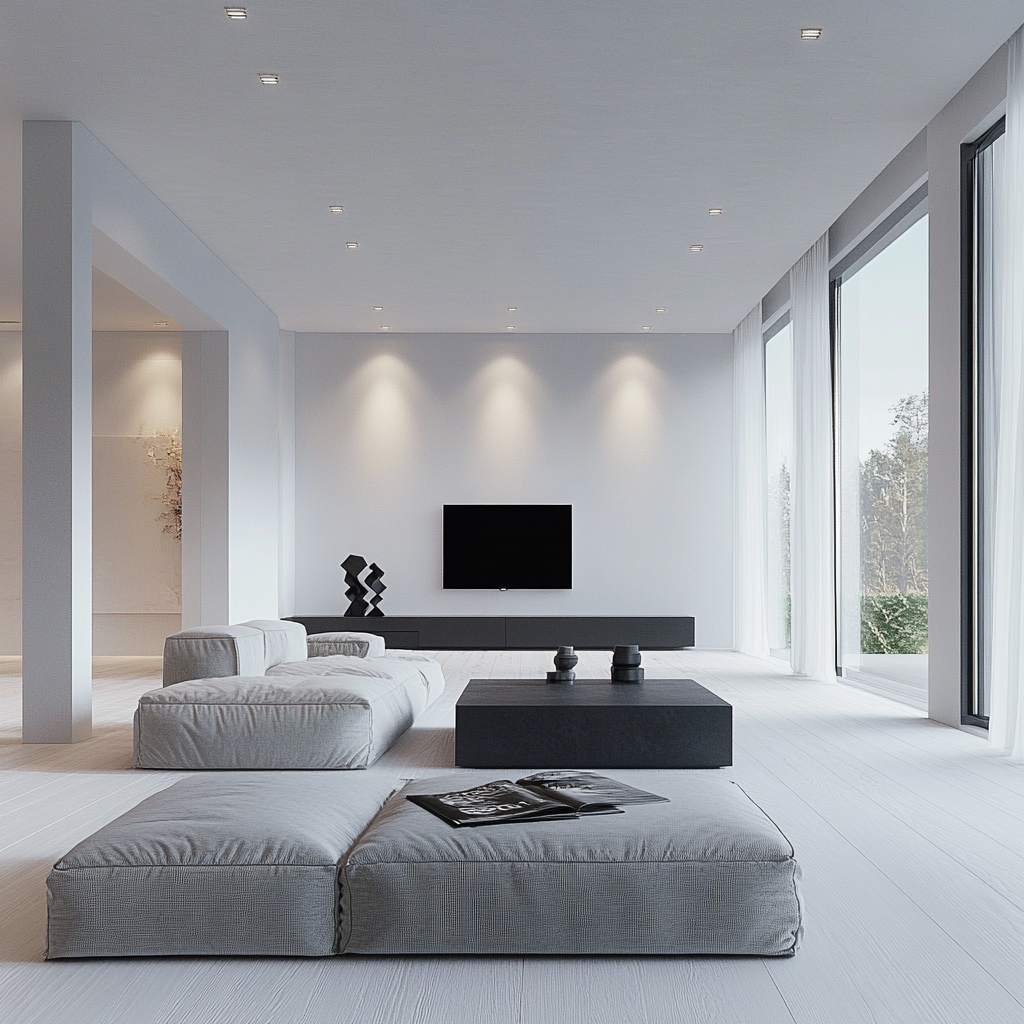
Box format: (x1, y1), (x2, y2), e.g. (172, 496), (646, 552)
(960, 116), (1005, 728)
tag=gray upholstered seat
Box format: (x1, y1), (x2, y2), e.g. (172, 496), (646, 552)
(134, 672), (423, 769)
(307, 631), (386, 659)
(46, 773), (397, 958)
(340, 771), (803, 956)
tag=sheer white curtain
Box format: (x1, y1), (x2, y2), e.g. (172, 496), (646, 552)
(790, 234), (836, 681)
(733, 303), (770, 657)
(989, 26), (1024, 759)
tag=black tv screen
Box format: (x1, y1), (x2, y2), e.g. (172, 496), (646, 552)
(442, 504), (572, 589)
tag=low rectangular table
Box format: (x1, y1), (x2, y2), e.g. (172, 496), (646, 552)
(455, 678), (732, 769)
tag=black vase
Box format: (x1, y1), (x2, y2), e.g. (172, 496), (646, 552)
(547, 645), (577, 684)
(611, 645), (643, 683)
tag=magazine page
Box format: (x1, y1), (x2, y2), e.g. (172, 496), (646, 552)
(407, 780), (582, 828)
(517, 771), (669, 809)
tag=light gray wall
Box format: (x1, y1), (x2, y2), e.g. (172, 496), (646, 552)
(294, 333), (734, 647)
(0, 333), (20, 654)
(92, 332), (182, 654)
(926, 46), (1008, 727)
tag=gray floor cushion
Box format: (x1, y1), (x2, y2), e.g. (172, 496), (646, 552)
(307, 631), (386, 659)
(162, 624), (265, 687)
(340, 770), (803, 956)
(267, 654), (444, 710)
(134, 673), (421, 770)
(46, 773), (398, 958)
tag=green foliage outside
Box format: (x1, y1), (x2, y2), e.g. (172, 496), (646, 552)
(860, 593), (929, 654)
(859, 392), (929, 654)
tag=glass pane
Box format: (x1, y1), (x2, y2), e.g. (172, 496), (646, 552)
(974, 131), (1005, 720)
(836, 215), (929, 707)
(765, 323), (793, 658)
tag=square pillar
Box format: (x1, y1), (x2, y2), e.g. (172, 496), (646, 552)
(22, 121), (93, 742)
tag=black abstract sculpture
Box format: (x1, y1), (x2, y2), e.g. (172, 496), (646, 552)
(365, 562), (386, 617)
(341, 554), (369, 617)
(546, 645), (578, 684)
(611, 645), (643, 683)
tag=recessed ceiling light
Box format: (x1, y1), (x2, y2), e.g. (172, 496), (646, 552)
(258, 73), (279, 84)
(641, 326), (652, 331)
(507, 306), (517, 312)
(800, 28), (822, 39)
(708, 208), (723, 216)
(380, 325), (391, 330)
(224, 7), (247, 18)
(373, 306), (384, 312)
(655, 307), (666, 313)
(328, 205), (344, 214)
(506, 325), (515, 330)
(153, 321), (169, 327)
(346, 242), (359, 249)
(690, 244), (704, 253)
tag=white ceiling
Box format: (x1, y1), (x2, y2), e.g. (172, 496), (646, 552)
(1, 2), (1021, 335)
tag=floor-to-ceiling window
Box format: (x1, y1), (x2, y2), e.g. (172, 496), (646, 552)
(963, 119), (1005, 726)
(765, 320), (793, 660)
(834, 213), (930, 707)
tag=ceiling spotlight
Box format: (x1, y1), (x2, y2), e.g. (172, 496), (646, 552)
(328, 205), (344, 214)
(642, 326), (652, 331)
(153, 321), (169, 327)
(258, 73), (279, 84)
(380, 325), (391, 330)
(506, 325), (515, 330)
(708, 208), (723, 216)
(690, 244), (704, 253)
(800, 28), (822, 39)
(373, 306), (384, 312)
(507, 306), (517, 312)
(655, 307), (666, 313)
(224, 7), (247, 18)
(346, 242), (359, 249)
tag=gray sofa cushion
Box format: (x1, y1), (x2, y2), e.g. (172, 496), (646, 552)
(134, 674), (421, 770)
(307, 631), (386, 659)
(241, 619), (307, 668)
(340, 771), (803, 956)
(267, 655), (443, 712)
(46, 773), (397, 958)
(162, 625), (265, 687)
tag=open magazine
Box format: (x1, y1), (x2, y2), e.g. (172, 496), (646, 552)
(406, 771), (668, 828)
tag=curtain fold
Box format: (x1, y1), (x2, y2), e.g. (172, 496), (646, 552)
(733, 304), (770, 657)
(790, 234), (836, 681)
(988, 26), (1024, 759)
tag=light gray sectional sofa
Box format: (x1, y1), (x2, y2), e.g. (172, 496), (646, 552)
(46, 770), (803, 958)
(133, 620), (444, 770)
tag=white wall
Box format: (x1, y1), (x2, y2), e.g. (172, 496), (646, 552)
(0, 333), (20, 654)
(294, 333), (734, 647)
(92, 333), (182, 654)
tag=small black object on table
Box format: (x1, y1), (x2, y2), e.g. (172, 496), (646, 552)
(455, 678), (732, 769)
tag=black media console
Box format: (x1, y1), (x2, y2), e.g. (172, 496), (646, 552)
(286, 616), (694, 651)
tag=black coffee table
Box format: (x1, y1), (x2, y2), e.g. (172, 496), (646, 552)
(455, 678), (732, 769)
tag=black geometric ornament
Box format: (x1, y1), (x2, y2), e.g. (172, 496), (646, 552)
(365, 562), (386, 616)
(341, 553), (369, 617)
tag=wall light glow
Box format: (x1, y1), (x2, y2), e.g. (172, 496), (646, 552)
(597, 354), (666, 473)
(349, 353), (422, 487)
(470, 355), (541, 489)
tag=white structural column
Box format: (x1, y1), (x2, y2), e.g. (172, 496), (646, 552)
(22, 121), (93, 742)
(790, 234), (836, 681)
(180, 331), (230, 628)
(733, 304), (770, 657)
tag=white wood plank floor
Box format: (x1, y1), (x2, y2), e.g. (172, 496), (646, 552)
(2, 651), (1022, 1024)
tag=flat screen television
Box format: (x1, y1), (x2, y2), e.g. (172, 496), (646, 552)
(442, 504), (572, 589)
